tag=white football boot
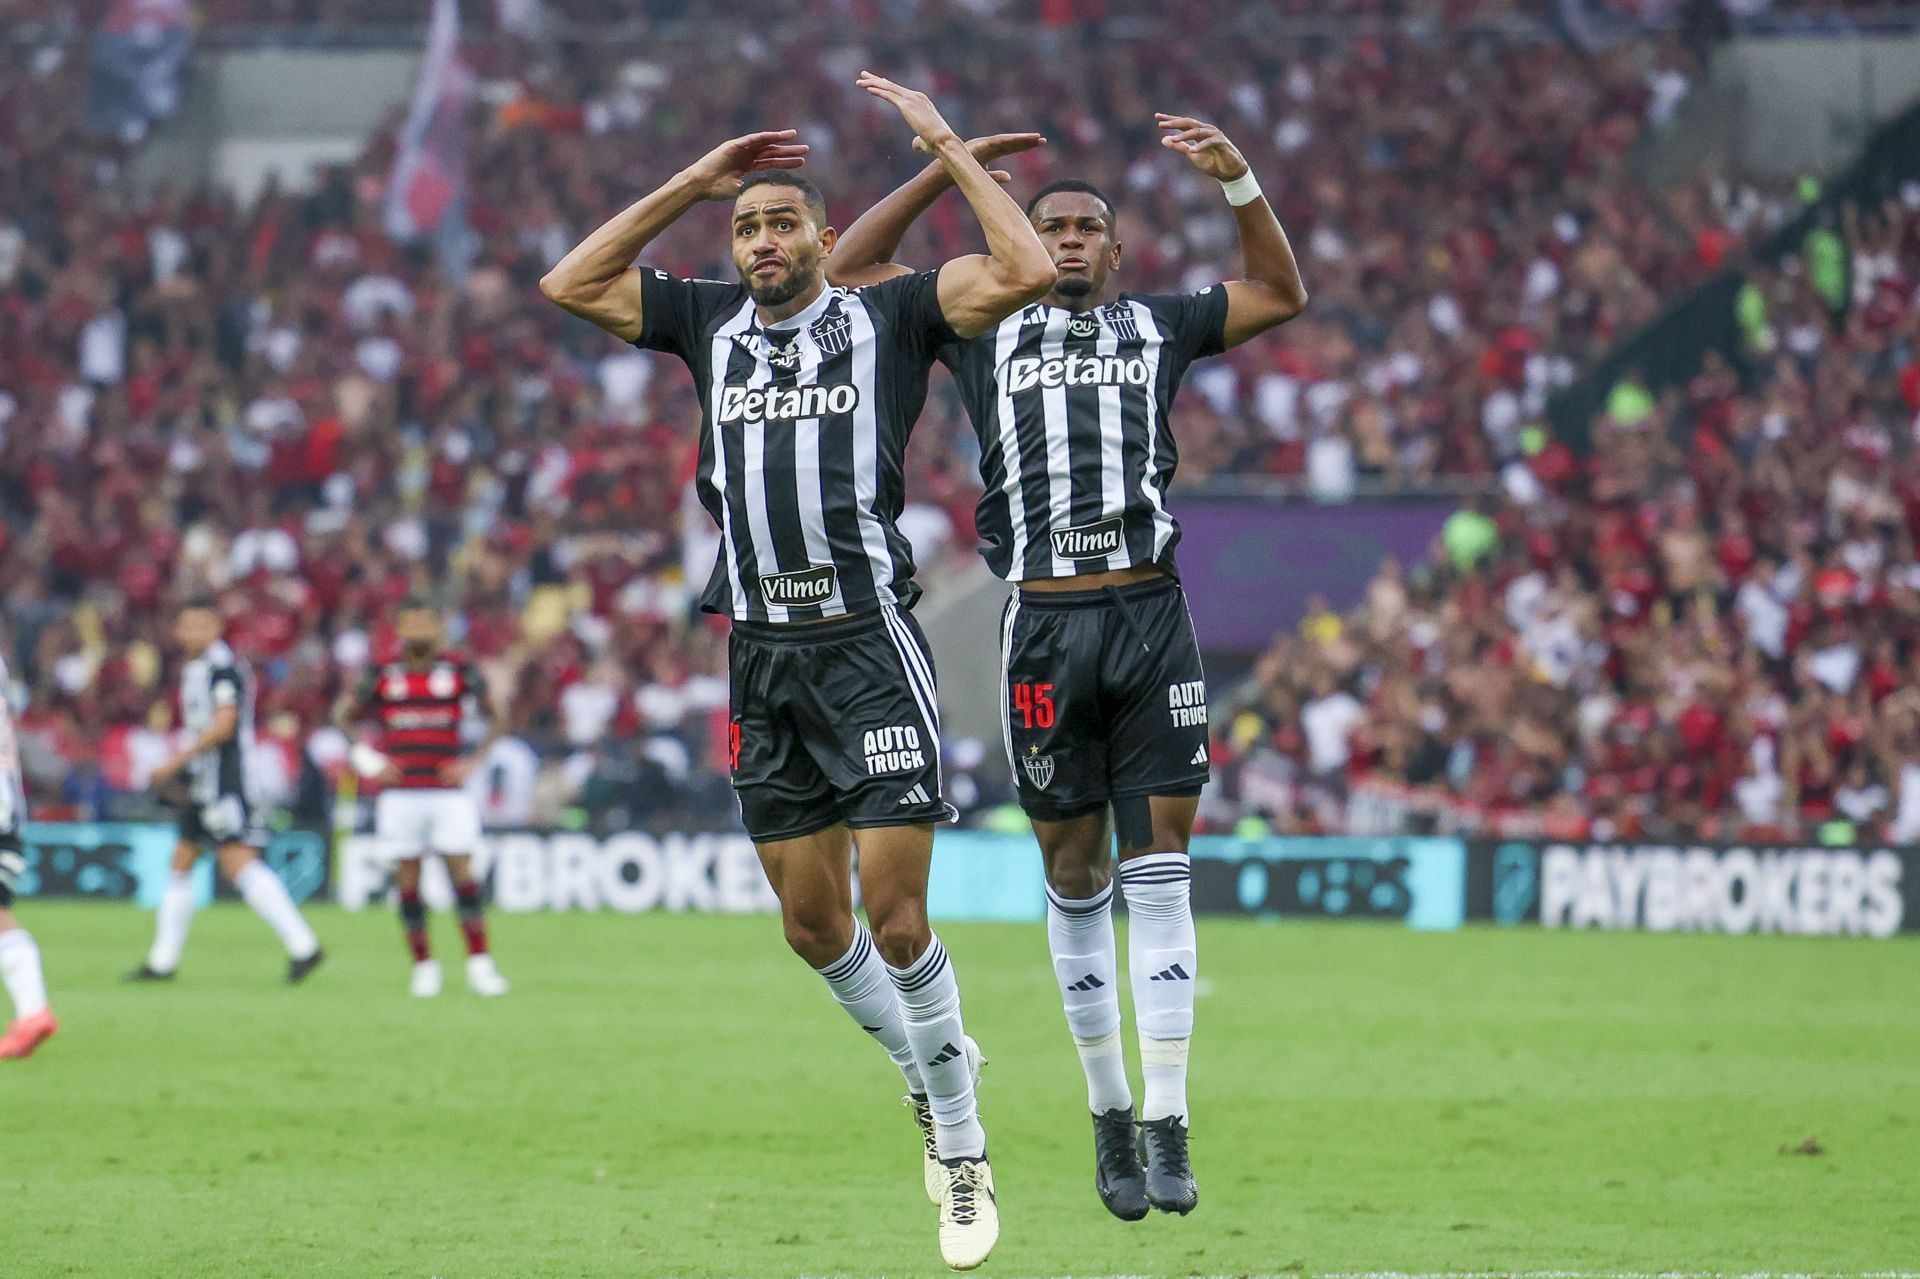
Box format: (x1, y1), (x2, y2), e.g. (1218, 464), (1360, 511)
(409, 959), (442, 998)
(937, 1155), (998, 1271)
(465, 953), (510, 997)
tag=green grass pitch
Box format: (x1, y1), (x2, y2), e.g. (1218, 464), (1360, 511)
(4, 901), (1916, 1277)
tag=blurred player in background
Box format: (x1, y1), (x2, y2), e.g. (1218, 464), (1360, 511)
(336, 599), (509, 998)
(128, 601), (325, 984)
(541, 73), (1054, 1270)
(0, 654), (57, 1060)
(831, 112), (1306, 1219)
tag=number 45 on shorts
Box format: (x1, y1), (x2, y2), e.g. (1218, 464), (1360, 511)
(1011, 682), (1056, 729)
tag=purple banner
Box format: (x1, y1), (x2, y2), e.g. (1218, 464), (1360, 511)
(1170, 497), (1456, 652)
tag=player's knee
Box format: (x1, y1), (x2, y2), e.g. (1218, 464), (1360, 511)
(1044, 850), (1112, 899)
(782, 910), (852, 967)
(868, 905), (930, 968)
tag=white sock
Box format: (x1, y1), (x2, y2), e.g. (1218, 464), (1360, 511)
(888, 935), (985, 1160)
(1045, 881), (1133, 1114)
(816, 921), (923, 1094)
(1120, 852), (1195, 1123)
(148, 871), (197, 973)
(0, 929), (48, 1018)
(235, 861), (319, 960)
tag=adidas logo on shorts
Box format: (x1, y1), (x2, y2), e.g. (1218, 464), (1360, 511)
(898, 784), (931, 806)
(1190, 743), (1209, 767)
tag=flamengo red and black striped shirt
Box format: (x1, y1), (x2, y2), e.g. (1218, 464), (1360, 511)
(356, 654), (485, 790)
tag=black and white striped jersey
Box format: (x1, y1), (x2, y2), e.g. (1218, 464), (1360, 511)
(0, 656), (24, 843)
(180, 640), (256, 807)
(635, 268), (958, 623)
(937, 289), (1228, 582)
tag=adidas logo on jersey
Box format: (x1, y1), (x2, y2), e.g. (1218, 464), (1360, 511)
(716, 382), (859, 424)
(1065, 973), (1106, 992)
(863, 725), (927, 776)
(1148, 963), (1191, 982)
(898, 784), (931, 806)
(1050, 516), (1123, 560)
(1005, 352), (1151, 394)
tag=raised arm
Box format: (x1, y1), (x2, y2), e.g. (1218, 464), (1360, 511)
(1156, 113), (1308, 347)
(826, 132), (1046, 291)
(856, 73), (1056, 339)
(538, 130), (809, 342)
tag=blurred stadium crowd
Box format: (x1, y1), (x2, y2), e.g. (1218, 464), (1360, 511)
(2, 1), (1916, 840)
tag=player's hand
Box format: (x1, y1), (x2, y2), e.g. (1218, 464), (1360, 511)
(1155, 113), (1250, 181)
(440, 758), (477, 787)
(913, 131), (1047, 184)
(150, 757), (182, 788)
(858, 72), (962, 154)
(681, 130), (810, 202)
(378, 762), (405, 787)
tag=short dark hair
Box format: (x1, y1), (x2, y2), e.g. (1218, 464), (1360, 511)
(399, 593), (437, 613)
(180, 595), (218, 615)
(1025, 179), (1117, 224)
(736, 171), (828, 230)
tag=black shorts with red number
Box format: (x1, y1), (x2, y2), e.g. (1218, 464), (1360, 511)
(999, 574), (1211, 821)
(729, 605), (958, 843)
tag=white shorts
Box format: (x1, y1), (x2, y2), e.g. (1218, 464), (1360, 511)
(373, 788), (482, 860)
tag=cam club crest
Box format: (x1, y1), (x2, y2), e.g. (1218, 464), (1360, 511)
(1102, 303), (1140, 342)
(1023, 742), (1056, 791)
(810, 307), (852, 356)
(1067, 311), (1099, 340)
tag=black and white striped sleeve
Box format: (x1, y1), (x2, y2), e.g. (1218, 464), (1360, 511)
(858, 269), (960, 365)
(1139, 285), (1230, 370)
(634, 269), (749, 365)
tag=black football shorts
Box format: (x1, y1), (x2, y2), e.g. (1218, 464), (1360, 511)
(998, 574), (1211, 821)
(177, 793), (267, 849)
(728, 605), (957, 843)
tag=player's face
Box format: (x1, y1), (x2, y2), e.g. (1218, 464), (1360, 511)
(1030, 193), (1121, 303)
(396, 608), (442, 654)
(731, 189), (835, 308)
(174, 608), (221, 657)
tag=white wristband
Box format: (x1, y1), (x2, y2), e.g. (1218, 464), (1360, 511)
(1220, 171), (1263, 207)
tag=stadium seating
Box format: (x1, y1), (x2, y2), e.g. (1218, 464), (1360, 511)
(0, 6), (1897, 840)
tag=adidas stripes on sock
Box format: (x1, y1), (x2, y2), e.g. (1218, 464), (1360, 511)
(0, 928), (48, 1019)
(888, 935), (986, 1160)
(148, 871), (197, 974)
(816, 921), (924, 1094)
(1120, 851), (1196, 1123)
(235, 861), (320, 961)
(1045, 882), (1133, 1114)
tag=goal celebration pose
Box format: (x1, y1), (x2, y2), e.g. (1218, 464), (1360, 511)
(337, 600), (509, 998)
(831, 113), (1306, 1219)
(0, 654), (56, 1060)
(540, 74), (1055, 1270)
